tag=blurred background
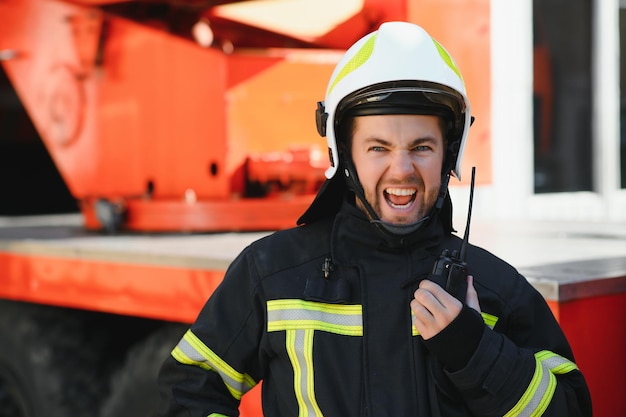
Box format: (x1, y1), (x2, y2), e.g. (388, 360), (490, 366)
(0, 1), (624, 416)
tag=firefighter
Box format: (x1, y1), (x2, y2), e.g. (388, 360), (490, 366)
(156, 21), (592, 416)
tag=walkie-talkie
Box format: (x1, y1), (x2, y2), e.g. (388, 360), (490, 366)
(430, 167), (476, 302)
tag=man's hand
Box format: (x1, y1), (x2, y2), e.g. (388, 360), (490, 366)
(411, 275), (481, 340)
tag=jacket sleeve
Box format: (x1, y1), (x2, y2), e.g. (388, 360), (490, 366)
(425, 273), (592, 417)
(155, 247), (266, 417)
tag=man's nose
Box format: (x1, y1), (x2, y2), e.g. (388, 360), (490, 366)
(389, 151), (414, 176)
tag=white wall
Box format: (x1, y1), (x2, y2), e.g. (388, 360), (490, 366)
(453, 0), (626, 224)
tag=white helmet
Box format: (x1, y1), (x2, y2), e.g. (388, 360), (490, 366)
(299, 21), (472, 227)
(315, 21), (471, 180)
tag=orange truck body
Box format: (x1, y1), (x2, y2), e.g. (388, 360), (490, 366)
(0, 0), (491, 232)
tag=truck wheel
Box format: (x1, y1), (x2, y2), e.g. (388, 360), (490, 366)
(0, 300), (109, 417)
(0, 354), (33, 417)
(100, 323), (188, 417)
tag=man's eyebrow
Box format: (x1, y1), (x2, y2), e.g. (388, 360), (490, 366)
(409, 136), (439, 146)
(362, 137), (392, 146)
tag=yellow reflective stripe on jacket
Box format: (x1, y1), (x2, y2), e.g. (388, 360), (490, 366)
(481, 312), (499, 329)
(411, 311), (499, 336)
(504, 351), (579, 417)
(286, 329), (324, 417)
(268, 300), (363, 417)
(267, 299), (363, 336)
(171, 329), (256, 401)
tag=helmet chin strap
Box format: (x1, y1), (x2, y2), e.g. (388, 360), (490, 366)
(435, 172), (452, 210)
(341, 156), (451, 237)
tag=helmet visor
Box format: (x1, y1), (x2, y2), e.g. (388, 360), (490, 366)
(335, 81), (466, 143)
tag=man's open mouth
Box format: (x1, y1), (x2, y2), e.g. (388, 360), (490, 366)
(384, 187), (417, 209)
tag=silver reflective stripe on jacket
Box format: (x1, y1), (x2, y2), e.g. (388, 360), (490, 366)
(268, 299), (363, 417)
(171, 329), (257, 400)
(504, 350), (579, 417)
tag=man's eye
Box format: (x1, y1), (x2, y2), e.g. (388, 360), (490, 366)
(370, 146), (386, 152)
(414, 145), (431, 152)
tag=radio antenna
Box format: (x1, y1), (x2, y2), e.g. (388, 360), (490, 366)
(458, 166), (476, 262)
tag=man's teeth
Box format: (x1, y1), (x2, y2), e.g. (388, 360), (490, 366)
(385, 188), (416, 196)
(389, 201), (412, 209)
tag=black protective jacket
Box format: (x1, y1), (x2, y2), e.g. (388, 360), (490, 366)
(156, 202), (592, 417)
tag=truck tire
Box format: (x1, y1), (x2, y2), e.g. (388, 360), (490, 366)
(0, 300), (109, 417)
(0, 331), (34, 417)
(100, 322), (188, 417)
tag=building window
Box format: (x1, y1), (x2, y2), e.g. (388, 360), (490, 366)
(533, 0), (593, 193)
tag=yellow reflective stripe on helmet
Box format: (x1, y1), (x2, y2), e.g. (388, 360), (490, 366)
(171, 329), (256, 401)
(327, 34), (378, 96)
(504, 351), (579, 417)
(287, 329), (323, 417)
(432, 38), (464, 83)
(411, 311), (499, 336)
(267, 299), (363, 336)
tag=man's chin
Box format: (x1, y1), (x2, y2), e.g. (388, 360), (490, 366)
(379, 212), (424, 226)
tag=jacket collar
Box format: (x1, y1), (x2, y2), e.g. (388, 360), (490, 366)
(330, 200), (446, 261)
